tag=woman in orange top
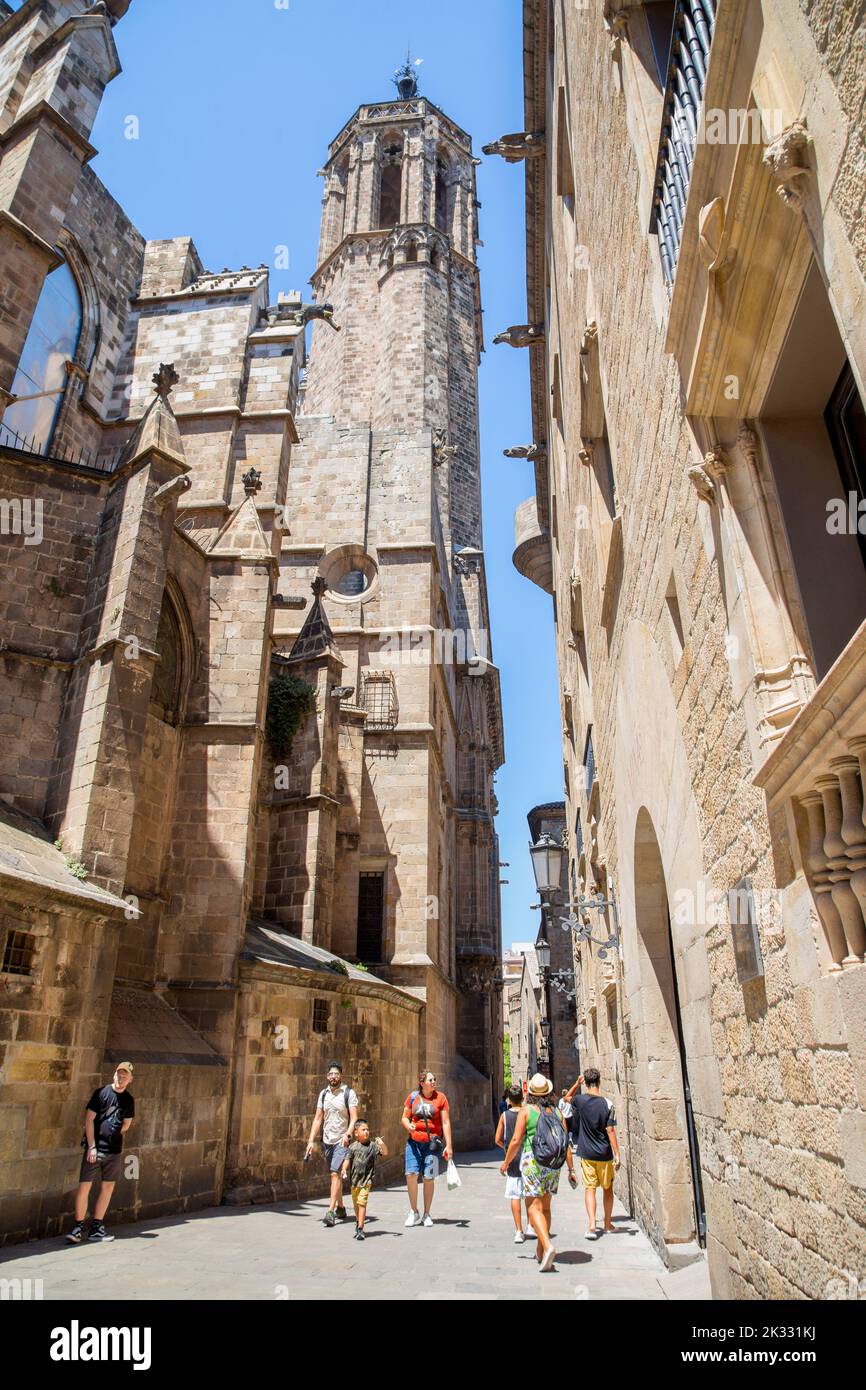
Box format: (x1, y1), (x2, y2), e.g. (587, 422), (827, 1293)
(401, 1068), (453, 1228)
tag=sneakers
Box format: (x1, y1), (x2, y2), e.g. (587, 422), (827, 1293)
(539, 1245), (557, 1273)
(404, 1210), (422, 1227)
(87, 1222), (114, 1243)
(65, 1222), (87, 1245)
(422, 1213), (434, 1228)
(355, 1229), (366, 1241)
(584, 1228), (599, 1241)
(513, 1231), (526, 1244)
(335, 1205), (348, 1220)
(323, 1210), (337, 1228)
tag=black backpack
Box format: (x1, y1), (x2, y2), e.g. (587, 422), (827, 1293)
(531, 1105), (569, 1169)
(318, 1086), (351, 1113)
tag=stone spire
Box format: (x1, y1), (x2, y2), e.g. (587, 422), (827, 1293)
(117, 362), (186, 469)
(287, 577), (343, 663)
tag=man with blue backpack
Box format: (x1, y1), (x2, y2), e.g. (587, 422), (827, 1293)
(304, 1062), (359, 1227)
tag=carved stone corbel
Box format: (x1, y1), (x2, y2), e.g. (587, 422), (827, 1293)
(687, 464), (715, 503)
(689, 444), (728, 504)
(698, 197), (737, 313)
(603, 5), (629, 55)
(578, 443), (594, 468)
(703, 445), (729, 485)
(762, 119), (811, 211)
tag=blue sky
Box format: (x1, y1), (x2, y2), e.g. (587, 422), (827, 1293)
(87, 0), (563, 949)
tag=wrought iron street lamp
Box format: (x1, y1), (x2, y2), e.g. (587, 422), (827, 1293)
(534, 923), (551, 972)
(528, 832), (566, 895)
(558, 877), (621, 958)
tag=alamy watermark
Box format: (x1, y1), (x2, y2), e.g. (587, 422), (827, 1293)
(0, 497), (43, 546)
(369, 626), (490, 673)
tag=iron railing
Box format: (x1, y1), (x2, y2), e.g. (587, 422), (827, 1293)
(649, 0), (717, 290)
(0, 423), (119, 473)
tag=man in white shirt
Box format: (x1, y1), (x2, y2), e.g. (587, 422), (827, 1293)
(304, 1063), (359, 1226)
(557, 1088), (573, 1122)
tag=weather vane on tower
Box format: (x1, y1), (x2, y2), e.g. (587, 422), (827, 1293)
(393, 45), (422, 99)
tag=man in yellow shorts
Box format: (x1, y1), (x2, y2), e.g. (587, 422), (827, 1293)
(563, 1068), (620, 1240)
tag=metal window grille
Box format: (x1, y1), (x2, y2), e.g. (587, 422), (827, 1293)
(357, 871), (385, 962)
(311, 998), (331, 1034)
(649, 0), (717, 289)
(2, 929), (36, 976)
(575, 811), (584, 857)
(362, 670), (398, 731)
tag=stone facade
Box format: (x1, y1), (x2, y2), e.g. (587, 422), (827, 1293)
(0, 3), (501, 1242)
(505, 0), (866, 1299)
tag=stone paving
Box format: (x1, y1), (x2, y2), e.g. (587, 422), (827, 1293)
(0, 1151), (712, 1302)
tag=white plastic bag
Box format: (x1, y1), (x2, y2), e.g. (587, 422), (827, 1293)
(446, 1158), (461, 1190)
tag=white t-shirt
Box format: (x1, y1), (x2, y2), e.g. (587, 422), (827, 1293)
(319, 1085), (359, 1145)
(558, 1098), (573, 1119)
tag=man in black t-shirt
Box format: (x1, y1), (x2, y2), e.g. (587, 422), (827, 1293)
(65, 1063), (135, 1245)
(564, 1068), (620, 1239)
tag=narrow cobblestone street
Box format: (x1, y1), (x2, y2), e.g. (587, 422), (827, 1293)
(0, 1153), (711, 1302)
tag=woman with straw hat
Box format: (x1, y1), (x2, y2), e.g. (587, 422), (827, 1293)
(499, 1072), (575, 1272)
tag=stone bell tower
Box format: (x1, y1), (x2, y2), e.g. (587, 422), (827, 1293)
(276, 64), (504, 1141)
(303, 60), (484, 564)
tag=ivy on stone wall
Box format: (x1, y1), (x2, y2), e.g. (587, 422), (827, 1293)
(266, 673), (316, 759)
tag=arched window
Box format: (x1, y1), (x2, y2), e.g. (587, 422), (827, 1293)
(150, 592), (186, 724)
(0, 263), (82, 452)
(435, 160), (450, 234)
(379, 142), (403, 227)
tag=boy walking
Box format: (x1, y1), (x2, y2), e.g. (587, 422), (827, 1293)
(564, 1068), (620, 1238)
(66, 1063), (135, 1244)
(341, 1120), (388, 1239)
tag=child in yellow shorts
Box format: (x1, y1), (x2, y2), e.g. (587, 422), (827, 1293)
(341, 1120), (388, 1240)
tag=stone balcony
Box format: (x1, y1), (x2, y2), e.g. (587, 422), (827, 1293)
(755, 617), (866, 971)
(512, 496), (553, 593)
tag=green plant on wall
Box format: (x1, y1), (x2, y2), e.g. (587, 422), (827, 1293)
(266, 672), (316, 759)
(503, 1033), (512, 1089)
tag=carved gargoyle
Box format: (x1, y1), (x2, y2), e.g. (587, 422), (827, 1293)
(503, 443), (547, 461)
(433, 428), (458, 466)
(481, 132), (546, 163)
(298, 301), (342, 331)
(493, 324), (545, 348)
(763, 120), (811, 210)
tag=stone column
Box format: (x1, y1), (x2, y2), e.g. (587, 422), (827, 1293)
(48, 389), (190, 895)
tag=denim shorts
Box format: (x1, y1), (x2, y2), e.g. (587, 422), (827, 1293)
(405, 1139), (440, 1180)
(323, 1142), (349, 1173)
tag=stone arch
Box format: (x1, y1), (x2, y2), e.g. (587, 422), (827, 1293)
(614, 620), (724, 1258)
(56, 229), (100, 371)
(149, 577), (195, 725)
(633, 806), (701, 1243)
(376, 128), (404, 228)
(434, 145), (455, 236)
